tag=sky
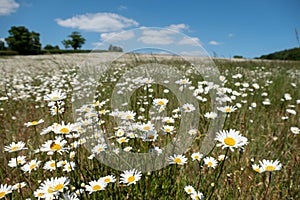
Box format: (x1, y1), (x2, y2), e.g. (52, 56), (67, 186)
(0, 0), (300, 58)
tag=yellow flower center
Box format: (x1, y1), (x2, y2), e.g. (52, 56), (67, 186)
(99, 109), (106, 114)
(143, 126), (150, 131)
(104, 178), (110, 183)
(127, 176), (135, 183)
(37, 193), (44, 197)
(157, 101), (165, 105)
(50, 162), (56, 168)
(194, 155), (199, 159)
(30, 164), (36, 170)
(52, 96), (59, 100)
(92, 185), (101, 191)
(31, 121), (39, 125)
(59, 127), (70, 133)
(165, 128), (171, 133)
(120, 138), (126, 143)
(17, 159), (22, 164)
(225, 107), (232, 112)
(0, 192), (6, 198)
(174, 158), (182, 164)
(255, 168), (260, 173)
(54, 184), (64, 191)
(11, 146), (20, 151)
(208, 162), (213, 167)
(50, 143), (62, 151)
(266, 165), (275, 171)
(224, 137), (236, 146)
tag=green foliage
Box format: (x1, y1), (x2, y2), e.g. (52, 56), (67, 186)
(5, 26), (41, 55)
(259, 47), (300, 60)
(233, 55), (243, 59)
(62, 31), (86, 50)
(108, 44), (123, 52)
(44, 44), (60, 50)
(0, 50), (18, 56)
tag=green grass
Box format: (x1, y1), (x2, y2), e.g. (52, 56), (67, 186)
(0, 56), (300, 199)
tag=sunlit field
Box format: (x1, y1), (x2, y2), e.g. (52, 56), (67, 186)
(0, 53), (300, 199)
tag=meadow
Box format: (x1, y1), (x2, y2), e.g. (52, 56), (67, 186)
(0, 53), (299, 199)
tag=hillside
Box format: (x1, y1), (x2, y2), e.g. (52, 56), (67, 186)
(258, 47), (300, 61)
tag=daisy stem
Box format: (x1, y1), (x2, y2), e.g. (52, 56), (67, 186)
(263, 172), (272, 200)
(207, 148), (229, 200)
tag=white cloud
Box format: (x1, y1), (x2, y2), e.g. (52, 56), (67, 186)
(178, 37), (202, 46)
(138, 24), (190, 45)
(0, 0), (19, 16)
(100, 30), (135, 42)
(56, 13), (139, 32)
(209, 40), (222, 45)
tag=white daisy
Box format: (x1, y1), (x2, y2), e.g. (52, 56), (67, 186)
(4, 141), (27, 152)
(259, 159), (282, 172)
(191, 152), (203, 161)
(120, 169), (142, 186)
(203, 157), (218, 169)
(44, 90), (66, 101)
(290, 127), (299, 135)
(168, 154), (188, 165)
(215, 129), (248, 151)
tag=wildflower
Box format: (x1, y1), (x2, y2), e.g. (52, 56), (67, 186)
(184, 185), (196, 194)
(39, 177), (69, 197)
(123, 146), (133, 152)
(12, 182), (26, 191)
(115, 129), (125, 137)
(182, 103), (196, 112)
(24, 119), (44, 127)
(53, 121), (75, 135)
(204, 112), (218, 119)
(120, 169), (142, 186)
(0, 184), (12, 199)
(63, 161), (76, 172)
(116, 137), (129, 144)
(162, 117), (175, 124)
(44, 90), (66, 101)
(139, 122), (154, 132)
(43, 160), (57, 171)
(191, 152), (203, 161)
(217, 105), (237, 113)
(40, 137), (68, 155)
(100, 175), (117, 184)
(169, 154), (188, 165)
(215, 129), (248, 151)
(4, 141), (27, 152)
(218, 154), (226, 161)
(162, 125), (175, 134)
(286, 109), (296, 115)
(21, 159), (41, 173)
(91, 143), (107, 154)
(8, 156), (26, 167)
(203, 157), (218, 169)
(153, 98), (168, 106)
(290, 127), (299, 135)
(252, 164), (264, 173)
(191, 191), (204, 200)
(141, 130), (158, 142)
(188, 129), (198, 136)
(259, 159), (282, 172)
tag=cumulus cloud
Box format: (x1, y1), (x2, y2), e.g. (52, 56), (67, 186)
(138, 24), (191, 45)
(55, 13), (139, 32)
(0, 0), (19, 16)
(178, 37), (202, 46)
(209, 40), (222, 45)
(100, 30), (135, 42)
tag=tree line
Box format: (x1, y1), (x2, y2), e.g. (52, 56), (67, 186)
(0, 26), (123, 55)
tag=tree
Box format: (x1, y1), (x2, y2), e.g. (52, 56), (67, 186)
(108, 44), (123, 52)
(0, 40), (5, 50)
(5, 26), (41, 55)
(44, 44), (60, 50)
(62, 32), (85, 50)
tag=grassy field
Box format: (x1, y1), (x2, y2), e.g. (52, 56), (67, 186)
(0, 53), (299, 199)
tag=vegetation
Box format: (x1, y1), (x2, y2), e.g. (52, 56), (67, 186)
(5, 26), (42, 55)
(258, 47), (300, 61)
(0, 55), (299, 199)
(62, 32), (86, 50)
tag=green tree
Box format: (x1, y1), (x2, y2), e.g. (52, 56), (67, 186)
(5, 26), (41, 55)
(44, 44), (60, 50)
(62, 32), (85, 50)
(0, 40), (5, 50)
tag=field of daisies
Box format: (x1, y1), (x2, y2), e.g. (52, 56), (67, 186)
(0, 53), (299, 199)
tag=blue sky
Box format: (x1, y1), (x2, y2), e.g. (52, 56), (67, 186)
(0, 0), (299, 58)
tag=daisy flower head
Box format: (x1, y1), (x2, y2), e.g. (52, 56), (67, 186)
(4, 141), (27, 153)
(252, 164), (264, 173)
(191, 152), (203, 161)
(0, 184), (12, 199)
(290, 126), (299, 135)
(39, 177), (69, 198)
(99, 175), (117, 184)
(120, 169), (142, 186)
(188, 129), (198, 136)
(53, 121), (75, 135)
(8, 156), (26, 168)
(259, 159), (282, 172)
(162, 117), (175, 124)
(169, 154), (188, 165)
(44, 89), (66, 101)
(24, 119), (44, 127)
(204, 112), (218, 119)
(184, 185), (195, 194)
(182, 103), (196, 112)
(21, 159), (41, 173)
(153, 98), (168, 107)
(215, 129), (248, 151)
(91, 143), (107, 154)
(43, 160), (57, 171)
(141, 130), (158, 142)
(203, 156), (218, 169)
(217, 105), (237, 113)
(40, 137), (68, 155)
(162, 125), (175, 134)
(191, 191), (204, 200)
(12, 182), (26, 191)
